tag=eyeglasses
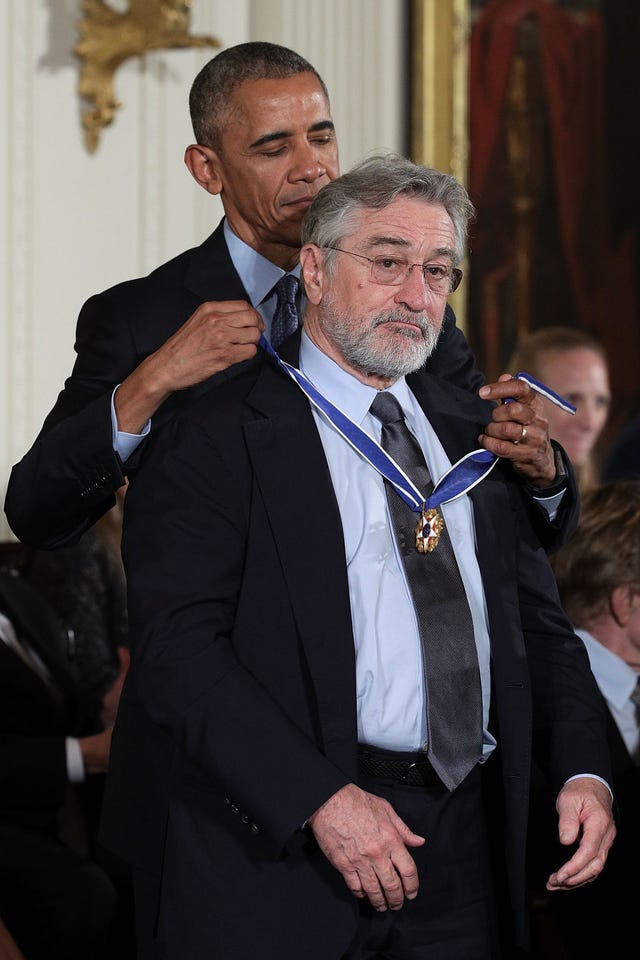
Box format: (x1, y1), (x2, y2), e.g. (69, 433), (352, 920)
(323, 245), (463, 296)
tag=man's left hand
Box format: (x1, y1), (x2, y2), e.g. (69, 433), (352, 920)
(545, 776), (616, 890)
(478, 374), (556, 487)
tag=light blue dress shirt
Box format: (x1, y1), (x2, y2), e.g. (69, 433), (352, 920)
(299, 330), (495, 756)
(578, 627), (640, 757)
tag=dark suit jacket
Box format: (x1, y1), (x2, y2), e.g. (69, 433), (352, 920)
(528, 692), (639, 958)
(101, 348), (609, 959)
(4, 221), (576, 551)
(0, 573), (81, 831)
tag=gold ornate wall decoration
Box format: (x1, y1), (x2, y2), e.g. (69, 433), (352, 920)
(75, 0), (220, 153)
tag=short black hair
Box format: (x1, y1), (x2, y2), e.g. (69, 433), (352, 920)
(189, 42), (329, 150)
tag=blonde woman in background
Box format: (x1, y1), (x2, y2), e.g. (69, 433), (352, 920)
(509, 326), (611, 493)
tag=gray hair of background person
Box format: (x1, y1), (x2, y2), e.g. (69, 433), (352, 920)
(301, 153), (476, 270)
(551, 480), (640, 627)
(189, 41), (330, 151)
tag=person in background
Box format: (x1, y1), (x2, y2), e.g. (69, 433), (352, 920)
(5, 42), (576, 556)
(527, 480), (640, 959)
(0, 571), (133, 960)
(23, 486), (129, 726)
(104, 154), (615, 960)
(508, 326), (611, 493)
(601, 407), (640, 481)
(18, 483), (133, 945)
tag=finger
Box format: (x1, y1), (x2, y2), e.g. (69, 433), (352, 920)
(375, 862), (408, 911)
(479, 377), (533, 404)
(356, 865), (389, 912)
(343, 868), (365, 900)
(547, 852), (607, 890)
(395, 858), (420, 901)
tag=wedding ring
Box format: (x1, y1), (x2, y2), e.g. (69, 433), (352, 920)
(513, 425), (527, 446)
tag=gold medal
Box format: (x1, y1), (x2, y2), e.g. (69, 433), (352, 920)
(415, 507), (443, 553)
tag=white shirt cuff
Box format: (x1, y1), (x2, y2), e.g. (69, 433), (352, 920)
(65, 737), (85, 783)
(111, 384), (150, 460)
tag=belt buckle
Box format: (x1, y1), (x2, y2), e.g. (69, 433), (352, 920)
(399, 760), (419, 784)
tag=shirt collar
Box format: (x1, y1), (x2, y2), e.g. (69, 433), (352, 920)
(299, 329), (409, 426)
(223, 219), (301, 308)
(576, 628), (639, 709)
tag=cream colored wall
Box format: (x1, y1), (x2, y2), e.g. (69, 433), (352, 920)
(0, 0), (406, 540)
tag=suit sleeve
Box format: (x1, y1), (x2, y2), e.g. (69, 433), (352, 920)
(4, 291), (136, 548)
(480, 475), (612, 795)
(428, 305), (579, 552)
(0, 732), (69, 814)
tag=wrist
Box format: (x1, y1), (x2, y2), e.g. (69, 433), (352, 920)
(528, 446), (567, 495)
(115, 354), (172, 434)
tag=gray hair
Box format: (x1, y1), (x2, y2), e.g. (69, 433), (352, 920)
(189, 42), (329, 151)
(301, 153), (475, 268)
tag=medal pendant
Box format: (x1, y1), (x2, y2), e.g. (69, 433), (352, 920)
(415, 507), (443, 553)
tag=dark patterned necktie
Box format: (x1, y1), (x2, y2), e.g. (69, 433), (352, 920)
(370, 391), (483, 790)
(270, 274), (300, 349)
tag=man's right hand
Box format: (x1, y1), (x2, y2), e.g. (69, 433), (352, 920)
(114, 299), (265, 434)
(79, 726), (113, 776)
(307, 783), (425, 911)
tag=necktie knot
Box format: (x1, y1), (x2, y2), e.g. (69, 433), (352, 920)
(271, 274), (300, 349)
(370, 391), (405, 426)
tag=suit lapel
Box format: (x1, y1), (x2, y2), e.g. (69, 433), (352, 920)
(243, 361), (358, 769)
(184, 221), (248, 303)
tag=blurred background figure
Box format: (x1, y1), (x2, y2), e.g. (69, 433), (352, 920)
(509, 326), (611, 493)
(602, 408), (640, 482)
(22, 486), (128, 729)
(0, 570), (133, 960)
(0, 482), (134, 959)
(527, 480), (640, 959)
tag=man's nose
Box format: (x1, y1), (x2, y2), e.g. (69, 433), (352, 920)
(393, 264), (431, 310)
(291, 142), (326, 182)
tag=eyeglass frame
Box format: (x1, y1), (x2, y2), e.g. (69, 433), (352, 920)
(321, 245), (463, 295)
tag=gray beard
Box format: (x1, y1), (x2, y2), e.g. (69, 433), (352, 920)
(322, 305), (441, 380)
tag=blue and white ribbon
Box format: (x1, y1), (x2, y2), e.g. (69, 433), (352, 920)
(509, 372), (576, 415)
(260, 335), (498, 512)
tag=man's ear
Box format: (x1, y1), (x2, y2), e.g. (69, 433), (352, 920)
(184, 144), (223, 196)
(610, 584), (634, 626)
(300, 244), (326, 304)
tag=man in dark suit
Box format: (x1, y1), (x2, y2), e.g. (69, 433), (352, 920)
(528, 480), (640, 959)
(4, 42), (573, 553)
(0, 572), (133, 959)
(105, 154), (615, 959)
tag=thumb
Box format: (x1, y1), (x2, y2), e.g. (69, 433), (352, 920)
(392, 813), (426, 847)
(116, 645), (130, 679)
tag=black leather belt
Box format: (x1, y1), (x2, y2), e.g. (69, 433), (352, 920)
(357, 746), (443, 788)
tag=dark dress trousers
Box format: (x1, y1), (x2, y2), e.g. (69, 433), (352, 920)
(4, 221), (576, 551)
(100, 346), (610, 960)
